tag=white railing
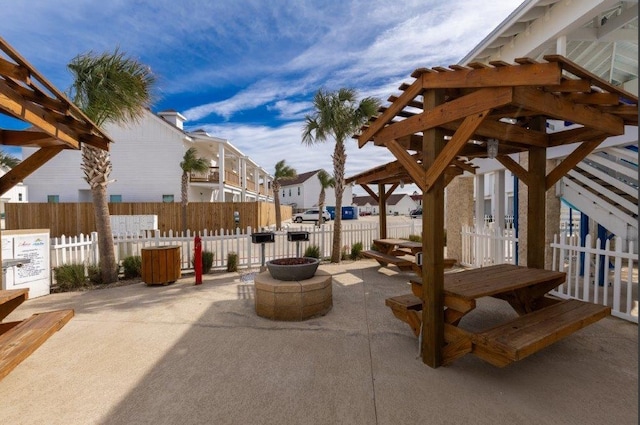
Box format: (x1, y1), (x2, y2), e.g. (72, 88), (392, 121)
(460, 225), (517, 267)
(50, 221), (424, 272)
(550, 232), (638, 323)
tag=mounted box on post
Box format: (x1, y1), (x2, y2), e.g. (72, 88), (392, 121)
(251, 232), (275, 244)
(286, 231), (309, 242)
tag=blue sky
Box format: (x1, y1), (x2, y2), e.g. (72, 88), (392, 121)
(2, 0), (522, 191)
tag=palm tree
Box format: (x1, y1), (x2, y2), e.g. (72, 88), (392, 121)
(0, 151), (20, 169)
(302, 88), (379, 262)
(180, 147), (210, 233)
(68, 48), (155, 283)
(272, 159), (297, 230)
(316, 169), (335, 225)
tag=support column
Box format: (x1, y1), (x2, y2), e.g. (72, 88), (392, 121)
(445, 176), (474, 263)
(475, 174), (485, 228)
(494, 170), (505, 230)
(421, 88), (446, 368)
(241, 157), (247, 202)
(218, 144), (225, 202)
(378, 183), (387, 239)
(527, 146), (547, 269)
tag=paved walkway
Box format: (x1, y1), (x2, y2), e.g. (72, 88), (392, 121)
(0, 261), (637, 424)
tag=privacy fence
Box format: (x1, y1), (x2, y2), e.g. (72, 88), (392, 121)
(6, 202), (291, 237)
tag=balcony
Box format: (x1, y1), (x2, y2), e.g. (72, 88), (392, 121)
(189, 167), (219, 183)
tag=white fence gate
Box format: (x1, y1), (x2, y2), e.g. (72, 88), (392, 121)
(460, 225), (517, 267)
(550, 232), (638, 323)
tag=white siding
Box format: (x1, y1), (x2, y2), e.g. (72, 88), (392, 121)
(386, 196), (418, 216)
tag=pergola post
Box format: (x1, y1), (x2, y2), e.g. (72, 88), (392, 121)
(421, 89), (446, 368)
(527, 146), (547, 268)
(378, 183), (387, 239)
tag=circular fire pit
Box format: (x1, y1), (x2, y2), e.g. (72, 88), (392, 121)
(266, 257), (320, 281)
(254, 269), (332, 321)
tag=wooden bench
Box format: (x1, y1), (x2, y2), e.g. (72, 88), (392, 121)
(0, 309), (74, 380)
(363, 250), (413, 271)
(0, 289), (29, 322)
(472, 299), (610, 367)
(385, 294), (422, 336)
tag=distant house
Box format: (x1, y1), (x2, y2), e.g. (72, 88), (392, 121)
(279, 169), (352, 211)
(410, 192), (422, 208)
(352, 194), (417, 216)
(23, 109), (274, 203)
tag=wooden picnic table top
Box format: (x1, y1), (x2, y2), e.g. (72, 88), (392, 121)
(442, 264), (566, 301)
(374, 238), (422, 249)
(0, 289), (29, 306)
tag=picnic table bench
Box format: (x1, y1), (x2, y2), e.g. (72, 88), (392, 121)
(0, 289), (73, 380)
(386, 264), (610, 366)
(365, 238), (456, 274)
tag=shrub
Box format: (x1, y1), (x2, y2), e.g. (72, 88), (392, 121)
(304, 245), (320, 259)
(370, 243), (380, 252)
(191, 251), (215, 274)
(53, 264), (88, 292)
(122, 255), (142, 279)
(408, 234), (421, 242)
(227, 252), (238, 272)
(350, 242), (364, 260)
(88, 263), (119, 285)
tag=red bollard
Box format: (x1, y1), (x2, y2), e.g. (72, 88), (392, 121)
(194, 235), (202, 285)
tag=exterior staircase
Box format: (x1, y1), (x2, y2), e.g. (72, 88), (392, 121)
(560, 143), (638, 248)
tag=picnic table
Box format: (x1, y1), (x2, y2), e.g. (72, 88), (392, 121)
(385, 264), (610, 366)
(0, 289), (73, 380)
(363, 238), (455, 274)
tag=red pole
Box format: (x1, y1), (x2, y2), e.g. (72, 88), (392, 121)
(194, 235), (202, 285)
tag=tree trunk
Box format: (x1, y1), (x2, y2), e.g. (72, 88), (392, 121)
(274, 182), (282, 230)
(92, 184), (118, 283)
(331, 142), (345, 263)
(318, 188), (325, 225)
(82, 145), (118, 284)
(181, 171), (188, 233)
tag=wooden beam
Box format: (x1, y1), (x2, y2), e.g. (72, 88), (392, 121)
(451, 159), (476, 174)
(0, 90), (80, 149)
(421, 88), (446, 368)
(0, 147), (64, 195)
(374, 87), (512, 146)
(563, 92), (620, 105)
(0, 129), (55, 146)
(360, 184), (379, 202)
(497, 155), (531, 187)
(424, 109), (491, 192)
(545, 138), (605, 190)
(547, 127), (607, 147)
(512, 86), (624, 136)
(383, 139), (426, 192)
(358, 75), (424, 147)
(422, 61), (562, 89)
(0, 57), (30, 83)
(543, 78), (592, 93)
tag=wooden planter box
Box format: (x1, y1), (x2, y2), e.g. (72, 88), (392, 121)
(141, 246), (181, 285)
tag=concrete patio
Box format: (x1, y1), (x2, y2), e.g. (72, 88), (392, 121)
(0, 260), (636, 425)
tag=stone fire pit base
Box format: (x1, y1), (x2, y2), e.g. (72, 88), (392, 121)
(254, 270), (332, 321)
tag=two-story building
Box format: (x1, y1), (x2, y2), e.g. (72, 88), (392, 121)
(22, 109), (274, 203)
(279, 169), (352, 212)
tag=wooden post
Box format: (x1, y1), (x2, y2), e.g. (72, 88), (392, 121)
(421, 89), (446, 368)
(527, 146), (546, 269)
(378, 183), (387, 239)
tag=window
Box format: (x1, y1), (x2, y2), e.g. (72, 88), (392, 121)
(288, 189), (291, 196)
(282, 190), (285, 197)
(47, 195), (59, 203)
(18, 193), (22, 201)
(162, 194), (174, 203)
(110, 195), (122, 203)
(297, 187), (300, 196)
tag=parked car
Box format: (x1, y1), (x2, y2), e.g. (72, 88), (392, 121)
(410, 208), (422, 218)
(294, 209), (331, 223)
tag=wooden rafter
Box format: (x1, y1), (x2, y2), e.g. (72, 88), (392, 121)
(545, 137), (606, 190)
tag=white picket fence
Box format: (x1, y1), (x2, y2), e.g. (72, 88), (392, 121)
(550, 233), (638, 323)
(51, 221), (424, 272)
(460, 225), (518, 267)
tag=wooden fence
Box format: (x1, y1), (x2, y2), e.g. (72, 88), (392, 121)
(5, 202), (292, 238)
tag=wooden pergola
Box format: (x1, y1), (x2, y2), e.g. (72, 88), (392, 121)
(353, 55), (638, 368)
(0, 36), (112, 196)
